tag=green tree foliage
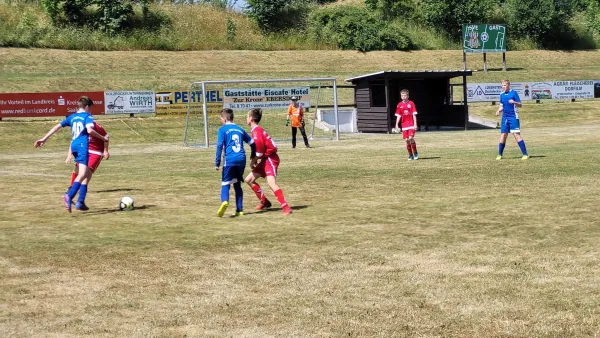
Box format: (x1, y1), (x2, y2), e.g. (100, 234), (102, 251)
(95, 0), (134, 35)
(308, 5), (411, 51)
(504, 0), (577, 48)
(586, 0), (600, 35)
(365, 0), (416, 20)
(246, 0), (313, 33)
(422, 0), (493, 39)
(226, 16), (237, 42)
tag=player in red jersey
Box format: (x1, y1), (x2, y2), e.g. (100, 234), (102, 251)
(244, 108), (292, 215)
(66, 121), (109, 194)
(394, 89), (419, 160)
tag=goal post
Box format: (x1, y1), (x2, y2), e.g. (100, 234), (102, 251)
(183, 78), (340, 148)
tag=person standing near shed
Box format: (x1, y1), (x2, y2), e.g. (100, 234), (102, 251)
(286, 96), (310, 148)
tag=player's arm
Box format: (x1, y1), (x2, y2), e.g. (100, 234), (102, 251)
(215, 130), (224, 170)
(103, 137), (110, 160)
(242, 131), (256, 159)
(509, 92), (522, 107)
(495, 101), (503, 116)
(250, 134), (265, 169)
(65, 144), (73, 164)
(35, 123), (62, 148)
(412, 103), (418, 131)
(394, 115), (401, 129)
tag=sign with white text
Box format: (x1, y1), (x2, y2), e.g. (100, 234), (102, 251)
(223, 87), (310, 110)
(467, 81), (595, 102)
(104, 91), (155, 114)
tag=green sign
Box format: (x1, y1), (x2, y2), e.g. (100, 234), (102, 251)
(462, 24), (506, 53)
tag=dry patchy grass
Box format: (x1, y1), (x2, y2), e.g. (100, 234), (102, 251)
(1, 116), (600, 337)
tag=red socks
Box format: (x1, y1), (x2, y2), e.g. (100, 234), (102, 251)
(274, 189), (288, 208)
(70, 171), (77, 186)
(406, 144), (413, 156)
(411, 142), (417, 154)
(251, 184), (266, 203)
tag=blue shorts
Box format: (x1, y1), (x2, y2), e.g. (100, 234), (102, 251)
(222, 164), (245, 186)
(71, 142), (89, 166)
(500, 117), (521, 134)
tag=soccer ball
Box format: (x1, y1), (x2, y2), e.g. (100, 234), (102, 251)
(391, 128), (401, 134)
(119, 196), (134, 211)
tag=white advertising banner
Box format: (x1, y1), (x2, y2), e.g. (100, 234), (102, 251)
(467, 81), (595, 102)
(104, 91), (155, 114)
(223, 87), (310, 110)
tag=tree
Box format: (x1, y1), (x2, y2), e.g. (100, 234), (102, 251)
(422, 0), (493, 39)
(246, 0), (312, 33)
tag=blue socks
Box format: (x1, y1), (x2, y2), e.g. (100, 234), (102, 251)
(68, 182), (81, 199)
(77, 184), (88, 203)
(220, 184), (230, 204)
(517, 140), (528, 156)
(233, 182), (243, 212)
(498, 143), (506, 156)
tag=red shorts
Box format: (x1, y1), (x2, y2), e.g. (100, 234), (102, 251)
(253, 154), (280, 177)
(402, 128), (415, 139)
(76, 153), (103, 173)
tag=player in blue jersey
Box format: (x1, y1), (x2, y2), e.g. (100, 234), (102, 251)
(215, 108), (255, 217)
(35, 96), (109, 212)
(496, 80), (529, 160)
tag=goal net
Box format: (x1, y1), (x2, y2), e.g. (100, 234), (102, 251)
(183, 78), (341, 148)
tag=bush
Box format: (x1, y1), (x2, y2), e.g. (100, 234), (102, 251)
(308, 5), (412, 51)
(422, 0), (494, 40)
(246, 0), (313, 33)
(504, 0), (577, 49)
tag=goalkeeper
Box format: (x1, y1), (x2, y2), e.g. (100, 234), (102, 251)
(286, 96), (310, 148)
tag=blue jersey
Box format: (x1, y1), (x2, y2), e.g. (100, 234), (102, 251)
(215, 123), (254, 167)
(60, 111), (95, 148)
(500, 90), (521, 118)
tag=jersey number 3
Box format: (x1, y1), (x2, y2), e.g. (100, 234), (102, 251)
(232, 134), (241, 153)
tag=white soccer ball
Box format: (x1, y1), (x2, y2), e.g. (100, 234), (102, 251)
(392, 128), (401, 134)
(119, 196), (134, 211)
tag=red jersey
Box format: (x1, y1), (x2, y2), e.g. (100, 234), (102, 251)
(251, 125), (277, 157)
(88, 122), (107, 155)
(395, 100), (417, 130)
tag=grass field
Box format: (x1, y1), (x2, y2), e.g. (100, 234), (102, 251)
(1, 48), (600, 337)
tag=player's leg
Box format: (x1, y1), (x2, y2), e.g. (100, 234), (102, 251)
(299, 126), (310, 147)
(263, 155), (291, 215)
(245, 169), (271, 210)
(233, 165), (244, 216)
(510, 119), (528, 159)
(497, 117), (510, 159)
(64, 148), (88, 212)
(217, 166), (233, 217)
(75, 164), (92, 211)
(409, 132), (418, 159)
(291, 127), (297, 148)
(70, 163), (78, 187)
(404, 134), (414, 160)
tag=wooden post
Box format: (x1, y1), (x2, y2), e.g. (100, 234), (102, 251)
(384, 77), (390, 133)
(462, 75), (469, 130)
(502, 52), (507, 71)
(483, 53), (487, 72)
(463, 52), (467, 71)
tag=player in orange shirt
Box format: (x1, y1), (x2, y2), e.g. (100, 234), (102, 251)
(286, 96), (310, 148)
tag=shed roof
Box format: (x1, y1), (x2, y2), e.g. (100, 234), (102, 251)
(345, 70), (473, 83)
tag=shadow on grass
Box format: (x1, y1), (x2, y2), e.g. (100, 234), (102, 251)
(414, 156), (441, 160)
(95, 188), (143, 193)
(83, 204), (156, 215)
(232, 205), (309, 217)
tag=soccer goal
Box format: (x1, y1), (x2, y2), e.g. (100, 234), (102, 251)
(183, 78), (341, 147)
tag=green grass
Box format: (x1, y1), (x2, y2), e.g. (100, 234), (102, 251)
(1, 114), (600, 336)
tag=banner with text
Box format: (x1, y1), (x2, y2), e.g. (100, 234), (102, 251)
(0, 92), (105, 118)
(223, 87), (310, 110)
(467, 81), (595, 102)
(104, 91), (155, 114)
(155, 89), (223, 115)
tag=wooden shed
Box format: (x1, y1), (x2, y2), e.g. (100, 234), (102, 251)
(346, 70), (473, 133)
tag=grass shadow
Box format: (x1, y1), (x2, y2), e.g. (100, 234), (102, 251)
(415, 156), (441, 160)
(239, 205), (310, 216)
(83, 204), (156, 215)
(95, 188), (143, 193)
